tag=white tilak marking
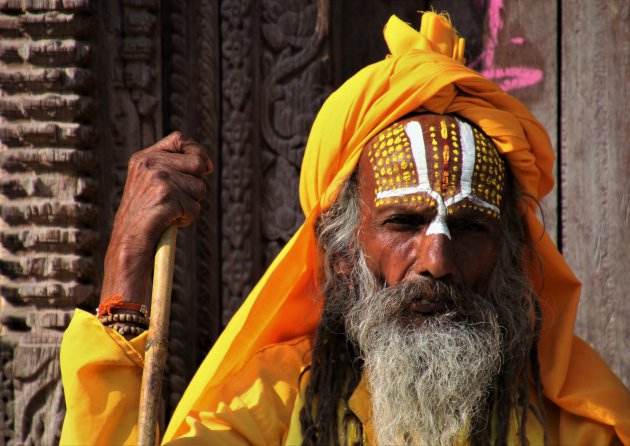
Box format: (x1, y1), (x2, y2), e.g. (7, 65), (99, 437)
(405, 121), (451, 238)
(459, 118), (476, 196)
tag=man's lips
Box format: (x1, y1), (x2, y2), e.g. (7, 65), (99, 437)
(408, 298), (447, 315)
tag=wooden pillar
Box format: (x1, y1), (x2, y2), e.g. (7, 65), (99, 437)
(561, 0), (630, 387)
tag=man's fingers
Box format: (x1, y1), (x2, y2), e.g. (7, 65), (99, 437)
(174, 193), (202, 228)
(143, 132), (213, 173)
(148, 151), (211, 177)
(168, 169), (207, 202)
(181, 140), (214, 174)
(144, 131), (186, 153)
(129, 150), (211, 179)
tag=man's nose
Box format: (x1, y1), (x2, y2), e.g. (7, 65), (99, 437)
(413, 232), (459, 281)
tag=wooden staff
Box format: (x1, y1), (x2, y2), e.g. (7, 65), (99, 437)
(138, 225), (178, 446)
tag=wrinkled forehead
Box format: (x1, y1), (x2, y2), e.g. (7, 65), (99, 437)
(360, 114), (506, 218)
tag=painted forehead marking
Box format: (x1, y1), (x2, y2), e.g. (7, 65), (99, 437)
(368, 117), (505, 238)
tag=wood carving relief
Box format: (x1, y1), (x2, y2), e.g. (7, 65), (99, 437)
(220, 0), (256, 323)
(12, 311), (70, 445)
(162, 0), (221, 416)
(260, 0), (332, 263)
(0, 1), (95, 442)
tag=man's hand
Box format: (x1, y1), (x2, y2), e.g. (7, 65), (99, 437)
(100, 132), (213, 305)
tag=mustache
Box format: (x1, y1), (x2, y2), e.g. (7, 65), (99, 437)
(375, 277), (495, 325)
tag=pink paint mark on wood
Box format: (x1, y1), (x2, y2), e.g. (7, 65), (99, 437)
(481, 67), (543, 91)
(471, 0), (544, 92)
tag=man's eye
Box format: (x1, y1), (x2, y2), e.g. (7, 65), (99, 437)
(451, 219), (489, 232)
(384, 214), (426, 228)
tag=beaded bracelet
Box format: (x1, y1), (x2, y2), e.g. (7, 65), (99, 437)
(98, 313), (149, 329)
(110, 323), (146, 337)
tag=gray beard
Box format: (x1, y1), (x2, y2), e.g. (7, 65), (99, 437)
(342, 263), (503, 446)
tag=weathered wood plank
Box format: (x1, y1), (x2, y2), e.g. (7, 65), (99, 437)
(561, 0), (630, 387)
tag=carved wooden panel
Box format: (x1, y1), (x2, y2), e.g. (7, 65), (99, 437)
(220, 0), (257, 323)
(0, 343), (14, 446)
(12, 311), (70, 445)
(0, 1), (95, 443)
(259, 0), (332, 263)
(161, 0), (221, 416)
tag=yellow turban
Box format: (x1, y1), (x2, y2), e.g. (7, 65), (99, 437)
(164, 13), (630, 443)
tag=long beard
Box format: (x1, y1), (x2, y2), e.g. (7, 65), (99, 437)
(340, 270), (505, 446)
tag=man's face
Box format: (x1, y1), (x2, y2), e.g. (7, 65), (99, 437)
(356, 114), (505, 306)
(338, 114), (520, 445)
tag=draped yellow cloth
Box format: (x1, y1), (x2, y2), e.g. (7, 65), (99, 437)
(61, 12), (630, 445)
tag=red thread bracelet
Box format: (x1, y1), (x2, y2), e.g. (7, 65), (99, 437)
(97, 294), (148, 317)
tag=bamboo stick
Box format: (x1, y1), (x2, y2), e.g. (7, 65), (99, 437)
(138, 224), (178, 446)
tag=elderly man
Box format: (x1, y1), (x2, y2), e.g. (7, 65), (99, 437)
(60, 12), (630, 445)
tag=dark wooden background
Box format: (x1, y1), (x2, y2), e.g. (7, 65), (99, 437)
(1, 0), (628, 443)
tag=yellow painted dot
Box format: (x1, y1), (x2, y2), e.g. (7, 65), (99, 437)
(454, 166), (459, 172)
(434, 163), (439, 169)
